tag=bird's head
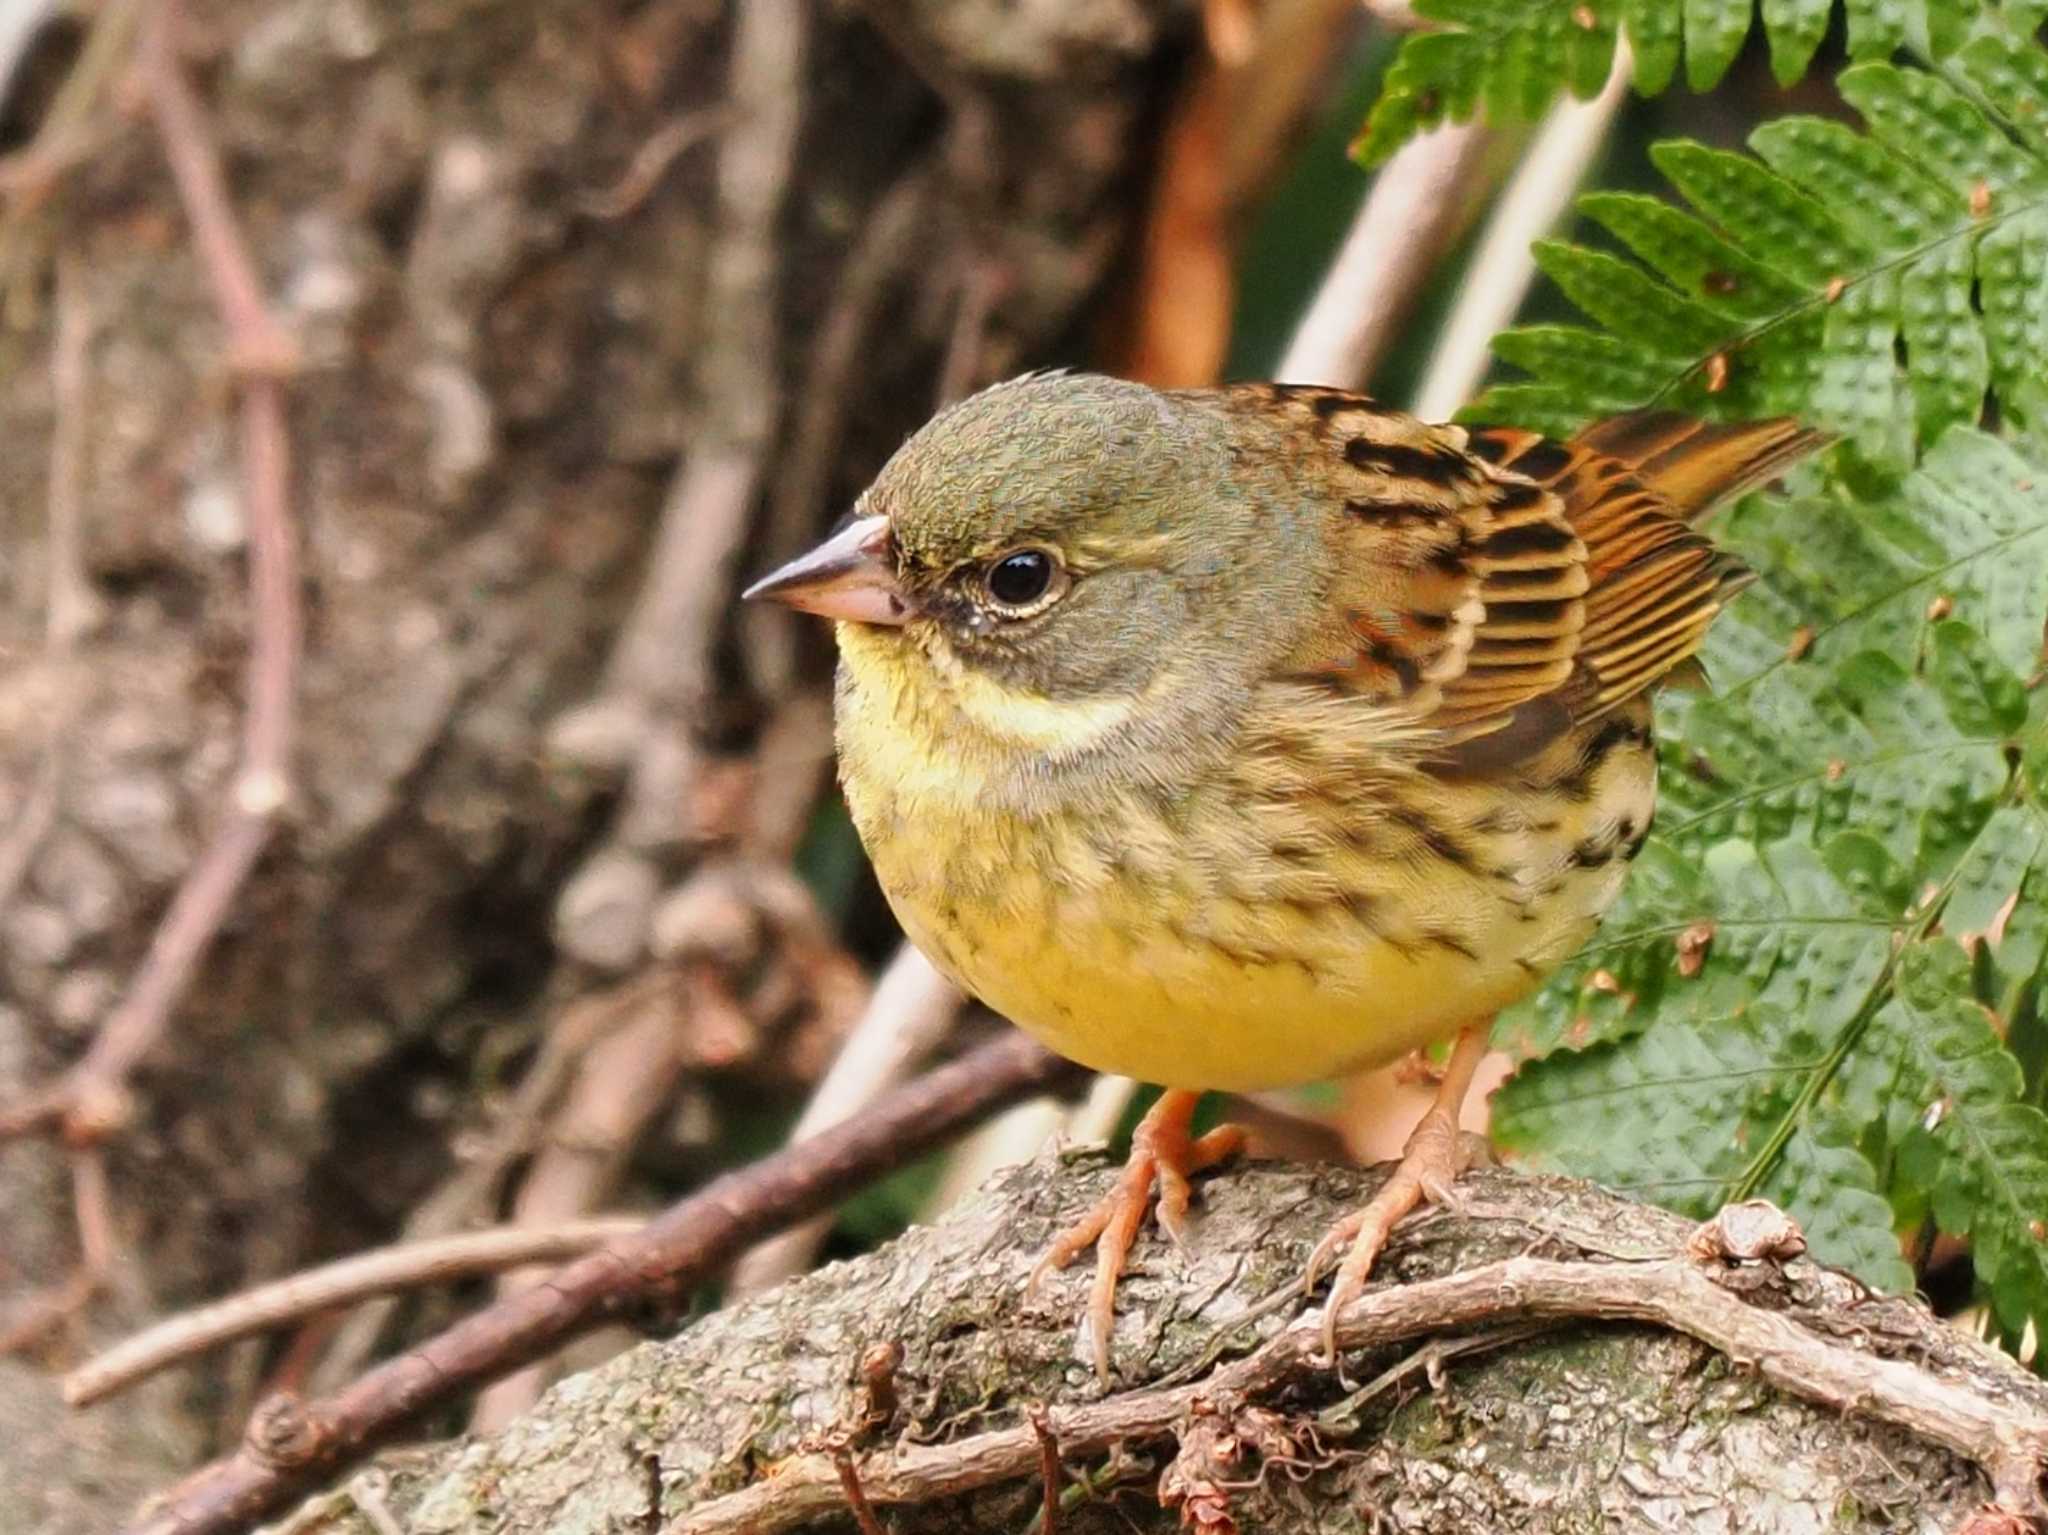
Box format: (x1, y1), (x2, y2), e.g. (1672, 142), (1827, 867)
(745, 373), (1315, 745)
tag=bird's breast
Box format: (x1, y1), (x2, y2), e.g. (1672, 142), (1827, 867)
(836, 637), (1658, 1092)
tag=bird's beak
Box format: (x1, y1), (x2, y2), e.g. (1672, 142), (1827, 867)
(741, 513), (913, 626)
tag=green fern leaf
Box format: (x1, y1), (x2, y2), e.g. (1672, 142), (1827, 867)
(1576, 191), (1808, 319)
(1759, 0), (1830, 84)
(1354, 0), (2012, 165)
(1472, 56), (2048, 454)
(1495, 431), (2048, 1334)
(1887, 942), (2048, 1333)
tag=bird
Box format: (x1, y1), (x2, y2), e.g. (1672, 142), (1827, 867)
(744, 372), (1819, 1381)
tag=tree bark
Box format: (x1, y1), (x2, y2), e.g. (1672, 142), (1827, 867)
(279, 1157), (2036, 1534)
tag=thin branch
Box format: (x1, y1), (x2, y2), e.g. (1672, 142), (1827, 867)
(932, 254), (1005, 409)
(599, 0), (804, 723)
(307, 980), (649, 1394)
(730, 945), (961, 1295)
(834, 1451), (888, 1535)
(468, 988), (697, 1431)
(0, 0), (302, 1145)
(1274, 119), (1491, 389)
(0, 254), (92, 917)
(0, 1), (60, 106)
(1061, 1072), (1141, 1147)
(576, 105), (735, 220)
(65, 1218), (649, 1407)
(116, 1034), (1087, 1535)
(670, 1244), (2048, 1534)
(742, 162), (936, 699)
(0, 1145), (113, 1352)
(1409, 41), (1632, 420)
(1029, 1405), (1063, 1535)
(0, 0), (139, 326)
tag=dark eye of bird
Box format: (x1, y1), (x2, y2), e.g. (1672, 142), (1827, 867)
(985, 549), (1055, 608)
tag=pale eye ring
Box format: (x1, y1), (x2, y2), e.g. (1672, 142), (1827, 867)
(982, 547), (1068, 614)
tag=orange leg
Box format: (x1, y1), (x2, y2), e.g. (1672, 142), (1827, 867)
(1304, 1023), (1491, 1363)
(1030, 1088), (1247, 1384)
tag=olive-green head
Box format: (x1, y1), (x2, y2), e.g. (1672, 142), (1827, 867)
(745, 372), (1318, 708)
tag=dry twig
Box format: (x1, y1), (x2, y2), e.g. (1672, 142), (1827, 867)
(0, 0), (302, 1160)
(596, 0), (805, 838)
(0, 0), (139, 324)
(669, 1244), (2048, 1534)
(834, 1451), (889, 1535)
(65, 1217), (648, 1408)
(1275, 120), (1491, 390)
(743, 164), (937, 699)
(0, 1145), (113, 1352)
(117, 1034), (1086, 1535)
(730, 946), (962, 1295)
(308, 981), (655, 1394)
(0, 255), (93, 918)
(1411, 41), (1633, 419)
(468, 987), (699, 1430)
(577, 105), (735, 220)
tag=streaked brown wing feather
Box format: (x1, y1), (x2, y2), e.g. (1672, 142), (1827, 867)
(1567, 410), (1825, 520)
(1234, 385), (1817, 768)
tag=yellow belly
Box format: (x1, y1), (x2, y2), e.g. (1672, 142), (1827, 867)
(855, 763), (1619, 1093)
(890, 882), (1555, 1091)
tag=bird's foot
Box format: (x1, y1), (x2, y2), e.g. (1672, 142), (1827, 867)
(1028, 1088), (1247, 1385)
(1304, 1024), (1492, 1364)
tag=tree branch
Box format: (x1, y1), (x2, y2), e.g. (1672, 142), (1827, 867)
(65, 1218), (650, 1408)
(279, 1159), (2048, 1535)
(115, 1035), (1086, 1535)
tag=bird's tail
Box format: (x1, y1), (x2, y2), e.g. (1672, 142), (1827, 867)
(1565, 411), (1826, 522)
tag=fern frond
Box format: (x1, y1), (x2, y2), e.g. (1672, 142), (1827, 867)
(1473, 49), (2048, 463)
(1494, 429), (2048, 1342)
(1356, 0), (2048, 165)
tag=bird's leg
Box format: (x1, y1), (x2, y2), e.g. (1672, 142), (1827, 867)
(1029, 1088), (1247, 1384)
(1304, 1023), (1491, 1363)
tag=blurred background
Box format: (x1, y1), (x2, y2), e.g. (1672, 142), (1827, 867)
(0, 0), (1849, 1523)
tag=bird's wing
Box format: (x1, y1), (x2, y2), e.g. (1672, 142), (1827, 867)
(1239, 386), (1819, 767)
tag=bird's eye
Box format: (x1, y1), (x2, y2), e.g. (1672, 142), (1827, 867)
(983, 548), (1065, 612)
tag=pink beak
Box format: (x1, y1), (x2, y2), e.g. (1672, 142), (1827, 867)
(741, 514), (913, 626)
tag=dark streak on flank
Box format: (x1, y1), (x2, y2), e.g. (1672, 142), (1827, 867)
(1551, 714), (1654, 799)
(1568, 835), (1618, 871)
(1339, 892), (1383, 935)
(1388, 803), (1478, 872)
(1426, 540), (1469, 576)
(1572, 813), (1642, 870)
(1424, 927), (1480, 960)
